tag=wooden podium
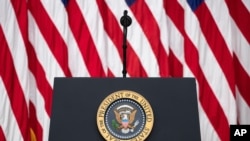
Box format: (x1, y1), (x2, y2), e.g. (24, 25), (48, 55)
(49, 78), (201, 141)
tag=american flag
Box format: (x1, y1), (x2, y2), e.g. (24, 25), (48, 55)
(0, 0), (249, 141)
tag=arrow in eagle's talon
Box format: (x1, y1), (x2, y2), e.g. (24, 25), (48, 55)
(130, 120), (139, 132)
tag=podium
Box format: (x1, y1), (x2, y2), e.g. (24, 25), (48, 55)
(49, 78), (201, 141)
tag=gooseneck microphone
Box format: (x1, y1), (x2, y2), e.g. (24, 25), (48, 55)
(120, 10), (132, 78)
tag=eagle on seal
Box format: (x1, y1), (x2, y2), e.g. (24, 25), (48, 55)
(114, 109), (137, 132)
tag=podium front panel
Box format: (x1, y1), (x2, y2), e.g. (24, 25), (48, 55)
(49, 78), (201, 141)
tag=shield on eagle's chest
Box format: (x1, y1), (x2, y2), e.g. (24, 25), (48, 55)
(122, 118), (129, 128)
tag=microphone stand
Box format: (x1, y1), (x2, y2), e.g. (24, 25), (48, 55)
(120, 10), (132, 78)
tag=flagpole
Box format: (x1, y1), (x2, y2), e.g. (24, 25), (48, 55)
(120, 10), (132, 78)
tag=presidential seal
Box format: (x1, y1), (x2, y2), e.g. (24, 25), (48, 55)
(97, 90), (154, 141)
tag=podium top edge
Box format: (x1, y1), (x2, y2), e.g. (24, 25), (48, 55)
(54, 77), (196, 80)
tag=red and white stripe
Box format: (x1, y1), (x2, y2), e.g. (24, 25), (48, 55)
(42, 0), (90, 77)
(0, 78), (24, 141)
(0, 0), (30, 140)
(0, 0), (249, 141)
(106, 1), (162, 77)
(225, 0), (250, 125)
(75, 0), (122, 77)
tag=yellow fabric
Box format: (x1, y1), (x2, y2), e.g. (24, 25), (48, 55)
(30, 128), (37, 141)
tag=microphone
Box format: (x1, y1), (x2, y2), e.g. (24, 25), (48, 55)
(120, 10), (132, 78)
(120, 10), (132, 28)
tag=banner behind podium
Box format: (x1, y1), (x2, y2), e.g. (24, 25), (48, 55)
(49, 78), (201, 141)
